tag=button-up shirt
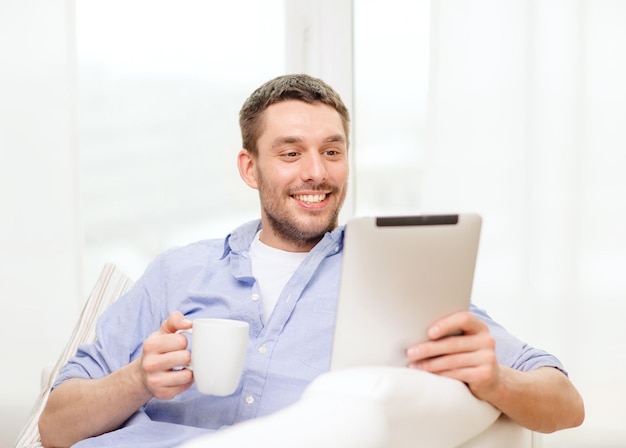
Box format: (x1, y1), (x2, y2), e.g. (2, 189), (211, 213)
(54, 219), (564, 447)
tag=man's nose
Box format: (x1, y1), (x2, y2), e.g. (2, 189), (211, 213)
(301, 152), (328, 183)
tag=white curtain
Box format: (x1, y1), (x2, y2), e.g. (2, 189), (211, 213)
(423, 0), (626, 444)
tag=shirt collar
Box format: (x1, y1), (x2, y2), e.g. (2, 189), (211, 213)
(221, 219), (344, 259)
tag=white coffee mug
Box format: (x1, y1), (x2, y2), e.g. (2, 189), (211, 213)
(181, 318), (249, 396)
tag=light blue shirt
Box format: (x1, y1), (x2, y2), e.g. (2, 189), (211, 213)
(55, 219), (564, 447)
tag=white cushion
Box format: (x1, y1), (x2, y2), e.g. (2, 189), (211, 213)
(180, 367), (501, 448)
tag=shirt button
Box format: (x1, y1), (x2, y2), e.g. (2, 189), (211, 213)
(245, 395), (255, 405)
(258, 344), (267, 354)
(251, 293), (260, 302)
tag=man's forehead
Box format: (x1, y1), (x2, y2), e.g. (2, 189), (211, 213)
(259, 101), (345, 141)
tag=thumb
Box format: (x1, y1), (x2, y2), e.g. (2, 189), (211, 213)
(159, 311), (192, 334)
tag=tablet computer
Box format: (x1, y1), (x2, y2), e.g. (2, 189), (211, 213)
(329, 213), (482, 370)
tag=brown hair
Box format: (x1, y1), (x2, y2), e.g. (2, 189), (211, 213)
(239, 74), (350, 156)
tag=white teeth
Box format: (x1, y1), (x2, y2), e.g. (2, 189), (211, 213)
(294, 194), (326, 203)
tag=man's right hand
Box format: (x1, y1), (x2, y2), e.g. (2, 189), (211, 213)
(40, 311), (195, 448)
(139, 311), (194, 400)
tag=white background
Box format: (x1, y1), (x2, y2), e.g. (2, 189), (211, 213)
(2, 1), (625, 446)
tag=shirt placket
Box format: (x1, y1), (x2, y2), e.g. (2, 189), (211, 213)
(233, 232), (341, 421)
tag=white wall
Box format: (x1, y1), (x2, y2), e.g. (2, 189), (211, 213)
(0, 0), (82, 444)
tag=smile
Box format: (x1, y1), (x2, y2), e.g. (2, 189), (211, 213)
(293, 193), (328, 204)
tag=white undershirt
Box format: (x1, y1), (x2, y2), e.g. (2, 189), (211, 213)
(249, 231), (309, 322)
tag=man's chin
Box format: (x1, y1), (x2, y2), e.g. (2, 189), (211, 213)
(297, 213), (338, 234)
(271, 218), (337, 247)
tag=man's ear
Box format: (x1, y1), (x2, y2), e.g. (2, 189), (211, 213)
(237, 149), (258, 189)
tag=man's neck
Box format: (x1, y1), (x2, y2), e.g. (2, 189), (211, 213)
(258, 229), (319, 252)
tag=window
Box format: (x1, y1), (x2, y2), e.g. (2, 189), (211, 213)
(76, 0), (285, 286)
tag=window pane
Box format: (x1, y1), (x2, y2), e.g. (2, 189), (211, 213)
(353, 0), (430, 216)
(76, 0), (285, 286)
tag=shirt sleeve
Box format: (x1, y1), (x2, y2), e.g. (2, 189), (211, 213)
(53, 255), (168, 387)
(470, 303), (567, 375)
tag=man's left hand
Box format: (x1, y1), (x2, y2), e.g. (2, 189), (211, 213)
(406, 310), (501, 401)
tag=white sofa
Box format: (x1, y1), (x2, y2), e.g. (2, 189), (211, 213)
(15, 264), (540, 448)
(180, 366), (540, 448)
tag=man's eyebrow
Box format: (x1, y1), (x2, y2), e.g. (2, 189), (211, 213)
(325, 134), (346, 144)
(271, 136), (303, 148)
(270, 134), (346, 149)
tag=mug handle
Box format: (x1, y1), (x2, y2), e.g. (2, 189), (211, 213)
(175, 328), (194, 371)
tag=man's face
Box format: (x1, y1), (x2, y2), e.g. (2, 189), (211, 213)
(239, 100), (349, 251)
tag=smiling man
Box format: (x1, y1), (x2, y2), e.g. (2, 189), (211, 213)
(39, 74), (583, 448)
(238, 98), (349, 251)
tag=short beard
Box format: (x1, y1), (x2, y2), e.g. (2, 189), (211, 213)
(255, 165), (347, 249)
(263, 199), (342, 250)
